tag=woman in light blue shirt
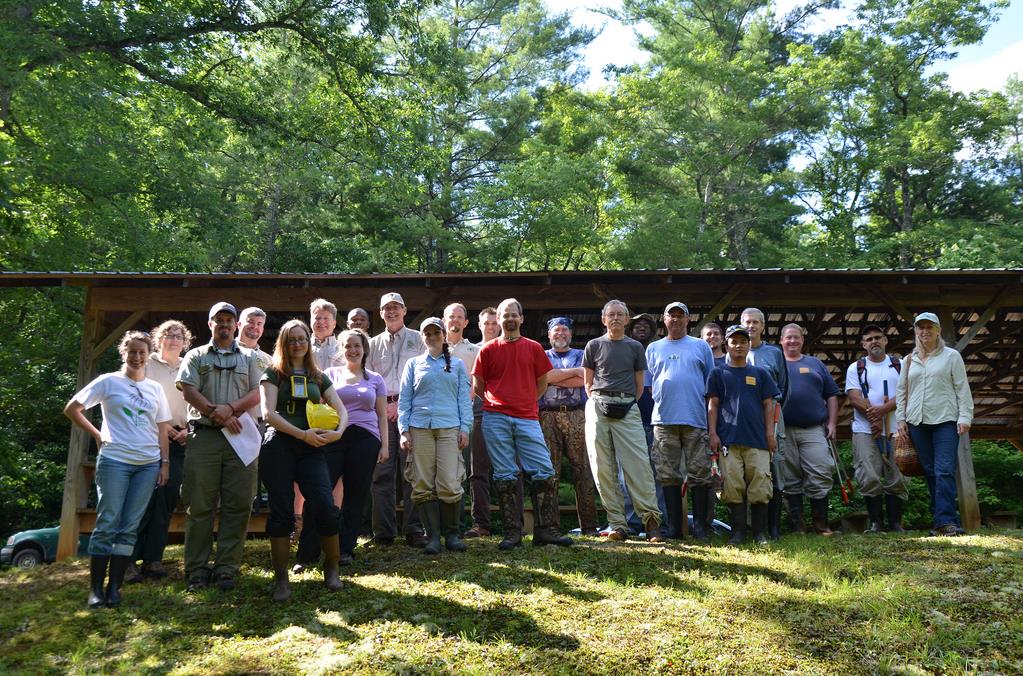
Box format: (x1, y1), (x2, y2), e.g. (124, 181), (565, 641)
(398, 317), (473, 555)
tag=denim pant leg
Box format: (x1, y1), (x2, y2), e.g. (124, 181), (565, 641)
(482, 412), (521, 481)
(134, 440), (186, 563)
(910, 421), (960, 527)
(512, 418), (555, 480)
(90, 455), (159, 556)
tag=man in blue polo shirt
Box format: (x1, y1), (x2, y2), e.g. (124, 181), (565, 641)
(780, 323), (841, 536)
(646, 302), (715, 541)
(707, 325), (780, 545)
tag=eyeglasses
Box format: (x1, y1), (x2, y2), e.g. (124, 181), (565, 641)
(164, 333), (184, 340)
(286, 338), (309, 346)
(862, 336), (885, 342)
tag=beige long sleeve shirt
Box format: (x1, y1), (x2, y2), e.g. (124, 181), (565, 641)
(895, 346), (973, 427)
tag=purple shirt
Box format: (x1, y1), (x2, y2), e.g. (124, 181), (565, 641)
(324, 367), (387, 440)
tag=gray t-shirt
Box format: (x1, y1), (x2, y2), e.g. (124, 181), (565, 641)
(583, 335), (647, 396)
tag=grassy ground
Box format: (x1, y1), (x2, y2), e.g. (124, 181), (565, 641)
(2, 530), (1022, 675)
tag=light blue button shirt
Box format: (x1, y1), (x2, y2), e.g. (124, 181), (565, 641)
(398, 352), (473, 434)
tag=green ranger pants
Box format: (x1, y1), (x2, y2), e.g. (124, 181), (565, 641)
(181, 427), (257, 581)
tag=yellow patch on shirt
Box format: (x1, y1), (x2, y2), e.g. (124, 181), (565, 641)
(745, 376), (757, 386)
(799, 367), (811, 374)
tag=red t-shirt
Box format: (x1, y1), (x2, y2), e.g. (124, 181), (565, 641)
(473, 337), (553, 420)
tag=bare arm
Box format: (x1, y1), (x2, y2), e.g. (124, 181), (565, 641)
(825, 395), (839, 440)
(156, 422), (171, 485)
(261, 381), (329, 448)
(634, 371), (644, 400)
(374, 395), (389, 462)
(707, 396), (720, 453)
(64, 400), (101, 448)
(546, 367), (585, 385)
(535, 373), (548, 401)
(763, 399), (777, 453)
(583, 367), (594, 397)
(473, 374), (485, 401)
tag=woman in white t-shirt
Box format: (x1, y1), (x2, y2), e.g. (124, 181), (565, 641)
(65, 331), (171, 609)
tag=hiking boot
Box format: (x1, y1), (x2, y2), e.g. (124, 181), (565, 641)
(645, 516), (665, 543)
(405, 531), (429, 548)
(606, 528), (628, 541)
(141, 561), (168, 580)
(462, 525), (490, 538)
(124, 561), (144, 585)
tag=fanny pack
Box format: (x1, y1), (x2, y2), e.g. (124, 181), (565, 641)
(596, 398), (635, 419)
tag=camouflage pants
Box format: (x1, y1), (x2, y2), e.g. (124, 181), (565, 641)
(652, 424), (713, 487)
(540, 408), (599, 532)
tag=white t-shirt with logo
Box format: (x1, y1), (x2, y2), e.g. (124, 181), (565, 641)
(844, 357), (901, 434)
(73, 371), (171, 464)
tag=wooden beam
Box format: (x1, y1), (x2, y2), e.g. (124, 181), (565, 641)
(869, 288), (917, 326)
(409, 287), (456, 328)
(955, 433), (982, 532)
(1010, 439), (1023, 454)
(58, 297), (101, 561)
(694, 283), (747, 331)
(89, 309), (146, 361)
(955, 286), (1013, 352)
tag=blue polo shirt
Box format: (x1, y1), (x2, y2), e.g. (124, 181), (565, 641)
(706, 364), (780, 449)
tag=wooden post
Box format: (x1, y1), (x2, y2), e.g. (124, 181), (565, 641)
(956, 433), (982, 532)
(57, 299), (101, 560)
(940, 307), (982, 532)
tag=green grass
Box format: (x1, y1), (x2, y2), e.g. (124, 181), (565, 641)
(2, 531), (1022, 674)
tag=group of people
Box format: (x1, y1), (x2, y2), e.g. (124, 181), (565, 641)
(66, 294), (974, 607)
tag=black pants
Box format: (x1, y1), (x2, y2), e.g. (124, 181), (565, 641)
(259, 430), (338, 539)
(298, 425), (380, 560)
(132, 440), (186, 562)
(371, 419), (421, 539)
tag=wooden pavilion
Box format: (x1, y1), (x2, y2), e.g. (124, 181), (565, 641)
(2, 269), (1020, 559)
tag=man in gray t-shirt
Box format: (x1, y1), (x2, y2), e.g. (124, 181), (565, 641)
(583, 300), (664, 542)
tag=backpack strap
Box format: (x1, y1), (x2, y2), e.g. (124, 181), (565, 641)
(856, 357), (869, 397)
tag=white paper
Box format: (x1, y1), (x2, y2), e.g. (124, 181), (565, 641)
(222, 413), (261, 467)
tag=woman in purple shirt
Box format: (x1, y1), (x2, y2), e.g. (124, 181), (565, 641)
(297, 329), (389, 567)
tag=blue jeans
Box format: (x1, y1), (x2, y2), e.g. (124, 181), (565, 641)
(482, 412), (555, 481)
(89, 454), (160, 556)
(908, 421), (961, 528)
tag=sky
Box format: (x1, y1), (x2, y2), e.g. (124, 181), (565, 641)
(544, 0), (1023, 93)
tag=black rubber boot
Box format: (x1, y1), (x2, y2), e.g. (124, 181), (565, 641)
(750, 502), (769, 545)
(767, 490), (783, 540)
(705, 488), (718, 535)
(532, 477), (572, 547)
(319, 534), (343, 590)
(105, 555), (130, 607)
(865, 496), (884, 533)
(727, 503), (746, 546)
(420, 501), (442, 555)
(786, 494), (805, 534)
(441, 501), (467, 552)
(495, 481), (523, 550)
(662, 484), (685, 540)
(690, 486), (710, 543)
(886, 494), (906, 532)
(810, 497), (834, 536)
(88, 555), (109, 609)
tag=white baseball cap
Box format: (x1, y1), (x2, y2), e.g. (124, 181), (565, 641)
(380, 292), (405, 308)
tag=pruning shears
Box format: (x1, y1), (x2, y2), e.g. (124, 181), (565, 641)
(829, 438), (853, 504)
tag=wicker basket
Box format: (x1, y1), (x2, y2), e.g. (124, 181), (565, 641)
(894, 434), (924, 476)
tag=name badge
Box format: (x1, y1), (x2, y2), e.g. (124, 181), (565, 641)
(745, 376), (757, 386)
(799, 367), (810, 374)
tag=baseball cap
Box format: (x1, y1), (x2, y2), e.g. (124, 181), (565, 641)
(208, 302), (238, 321)
(380, 292), (405, 308)
(347, 307), (369, 320)
(724, 325), (750, 340)
(547, 316), (573, 330)
(420, 317), (445, 333)
(914, 312), (940, 326)
(663, 302), (690, 316)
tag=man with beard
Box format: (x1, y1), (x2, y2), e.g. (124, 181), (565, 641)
(539, 317), (599, 536)
(845, 324), (908, 532)
(741, 307), (788, 539)
(472, 298), (572, 550)
(310, 299), (342, 370)
(177, 302), (263, 591)
(584, 300), (664, 542)
(368, 292), (427, 546)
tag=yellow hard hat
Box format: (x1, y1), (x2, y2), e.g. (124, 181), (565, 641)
(306, 401), (340, 430)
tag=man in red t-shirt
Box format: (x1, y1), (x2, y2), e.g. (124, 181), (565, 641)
(473, 298), (573, 551)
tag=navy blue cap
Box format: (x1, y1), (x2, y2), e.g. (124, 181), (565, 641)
(547, 317), (573, 330)
(725, 325), (750, 340)
(209, 302), (238, 321)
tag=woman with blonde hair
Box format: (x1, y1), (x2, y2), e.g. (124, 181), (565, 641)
(896, 312), (973, 536)
(260, 319), (348, 600)
(65, 331), (171, 608)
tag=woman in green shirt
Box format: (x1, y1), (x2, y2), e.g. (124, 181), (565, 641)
(260, 319), (349, 601)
